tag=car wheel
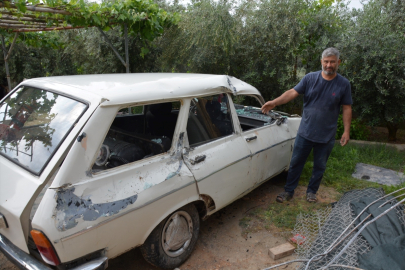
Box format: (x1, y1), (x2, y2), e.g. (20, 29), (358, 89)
(140, 204), (200, 269)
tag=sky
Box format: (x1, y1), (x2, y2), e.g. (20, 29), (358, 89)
(346, 0), (366, 9)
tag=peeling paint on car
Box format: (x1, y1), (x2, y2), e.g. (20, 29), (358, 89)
(54, 187), (138, 231)
(165, 132), (184, 180)
(143, 182), (153, 190)
(85, 170), (93, 178)
(165, 172), (178, 180)
(227, 76), (237, 94)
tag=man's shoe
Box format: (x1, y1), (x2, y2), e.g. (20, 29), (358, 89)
(306, 192), (317, 203)
(276, 192), (293, 203)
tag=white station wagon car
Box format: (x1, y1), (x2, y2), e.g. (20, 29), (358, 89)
(0, 74), (300, 270)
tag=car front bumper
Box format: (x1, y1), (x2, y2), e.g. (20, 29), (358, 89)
(0, 233), (108, 270)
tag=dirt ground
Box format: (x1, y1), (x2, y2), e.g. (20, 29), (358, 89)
(0, 177), (339, 270)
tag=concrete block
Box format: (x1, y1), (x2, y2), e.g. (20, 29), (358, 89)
(268, 242), (295, 260)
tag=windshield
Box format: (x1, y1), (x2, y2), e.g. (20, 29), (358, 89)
(0, 86), (87, 175)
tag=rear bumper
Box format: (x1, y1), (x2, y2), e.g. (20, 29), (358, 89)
(0, 233), (108, 270)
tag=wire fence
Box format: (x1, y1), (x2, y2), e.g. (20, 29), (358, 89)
(291, 188), (405, 270)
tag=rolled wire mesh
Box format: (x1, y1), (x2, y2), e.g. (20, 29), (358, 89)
(292, 188), (405, 270)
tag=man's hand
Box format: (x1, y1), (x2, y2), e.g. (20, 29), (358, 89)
(261, 100), (276, 114)
(261, 89), (299, 114)
(340, 132), (350, 146)
(341, 105), (352, 146)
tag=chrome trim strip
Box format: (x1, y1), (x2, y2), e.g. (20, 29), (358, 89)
(0, 233), (53, 270)
(196, 137), (295, 182)
(60, 180), (196, 242)
(251, 137), (295, 156)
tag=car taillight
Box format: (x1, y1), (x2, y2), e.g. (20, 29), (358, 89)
(30, 230), (60, 266)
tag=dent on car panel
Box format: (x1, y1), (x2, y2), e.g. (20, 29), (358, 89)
(53, 187), (138, 231)
(165, 132), (184, 180)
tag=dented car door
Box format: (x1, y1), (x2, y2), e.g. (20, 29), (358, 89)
(182, 94), (252, 212)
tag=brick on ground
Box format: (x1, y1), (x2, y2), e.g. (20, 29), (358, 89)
(268, 242), (295, 260)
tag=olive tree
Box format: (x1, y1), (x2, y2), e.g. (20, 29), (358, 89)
(157, 0), (238, 74)
(340, 0), (405, 141)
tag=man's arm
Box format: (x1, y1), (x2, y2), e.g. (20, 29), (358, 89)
(261, 89), (299, 114)
(340, 105), (352, 146)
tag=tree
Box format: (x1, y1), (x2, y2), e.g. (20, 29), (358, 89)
(0, 0), (178, 88)
(158, 0), (238, 74)
(340, 0), (405, 141)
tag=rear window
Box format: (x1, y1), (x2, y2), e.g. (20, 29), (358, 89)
(0, 86), (87, 175)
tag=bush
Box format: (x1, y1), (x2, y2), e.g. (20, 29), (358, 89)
(335, 115), (369, 141)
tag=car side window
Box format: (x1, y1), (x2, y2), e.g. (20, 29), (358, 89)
(92, 101), (180, 173)
(233, 95), (274, 131)
(187, 94), (234, 147)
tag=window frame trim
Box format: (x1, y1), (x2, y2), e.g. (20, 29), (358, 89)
(186, 93), (238, 148)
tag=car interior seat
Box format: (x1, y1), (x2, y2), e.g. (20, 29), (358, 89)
(146, 102), (177, 139)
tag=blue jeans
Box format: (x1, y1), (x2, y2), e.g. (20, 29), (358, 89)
(285, 135), (335, 195)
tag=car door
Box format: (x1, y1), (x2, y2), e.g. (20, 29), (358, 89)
(182, 94), (252, 212)
(233, 95), (294, 187)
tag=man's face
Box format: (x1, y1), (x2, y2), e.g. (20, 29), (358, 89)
(321, 55), (341, 75)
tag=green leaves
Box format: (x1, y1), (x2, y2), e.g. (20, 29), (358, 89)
(140, 47), (149, 58)
(1, 0), (178, 41)
(340, 0), (405, 141)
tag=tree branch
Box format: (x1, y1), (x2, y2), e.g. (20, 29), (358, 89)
(5, 32), (18, 62)
(97, 27), (127, 68)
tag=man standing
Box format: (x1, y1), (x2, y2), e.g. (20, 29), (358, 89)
(261, 47), (352, 203)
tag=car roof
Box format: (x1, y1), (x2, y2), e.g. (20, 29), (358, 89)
(23, 73), (263, 106)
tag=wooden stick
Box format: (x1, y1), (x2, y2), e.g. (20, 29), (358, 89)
(0, 14), (62, 23)
(0, 10), (60, 20)
(0, 2), (71, 15)
(0, 23), (56, 28)
(6, 26), (85, 32)
(0, 20), (26, 24)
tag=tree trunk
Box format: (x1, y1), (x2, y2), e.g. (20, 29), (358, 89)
(386, 122), (398, 142)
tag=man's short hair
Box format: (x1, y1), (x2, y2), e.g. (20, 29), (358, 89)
(322, 47), (340, 60)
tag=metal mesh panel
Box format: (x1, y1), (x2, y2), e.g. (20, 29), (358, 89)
(292, 188), (405, 270)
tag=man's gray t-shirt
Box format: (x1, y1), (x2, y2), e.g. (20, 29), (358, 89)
(294, 71), (352, 143)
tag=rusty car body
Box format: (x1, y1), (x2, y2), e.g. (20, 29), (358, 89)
(0, 73), (300, 269)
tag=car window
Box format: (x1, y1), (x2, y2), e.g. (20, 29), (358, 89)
(233, 95), (274, 131)
(187, 94), (234, 147)
(92, 101), (179, 173)
(118, 106), (144, 115)
(0, 86), (87, 175)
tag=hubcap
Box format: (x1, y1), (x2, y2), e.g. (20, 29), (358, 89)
(162, 210), (193, 257)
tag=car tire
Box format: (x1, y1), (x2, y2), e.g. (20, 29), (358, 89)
(140, 204), (200, 269)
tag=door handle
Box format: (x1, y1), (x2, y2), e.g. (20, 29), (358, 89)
(190, 155), (206, 165)
(246, 136), (257, 142)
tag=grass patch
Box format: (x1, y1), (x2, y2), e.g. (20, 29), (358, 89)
(240, 143), (405, 234)
(301, 143), (405, 194)
(254, 199), (331, 230)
